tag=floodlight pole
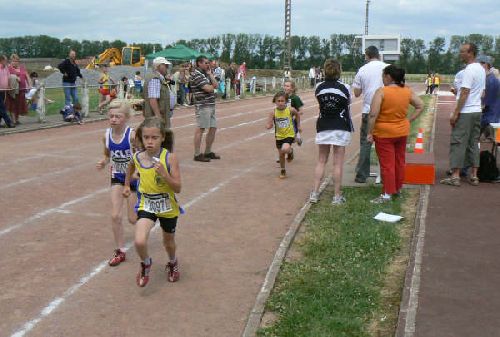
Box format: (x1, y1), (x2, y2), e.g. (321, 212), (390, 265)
(284, 0), (292, 70)
(364, 0), (370, 35)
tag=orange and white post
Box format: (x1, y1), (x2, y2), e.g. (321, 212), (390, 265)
(414, 128), (425, 154)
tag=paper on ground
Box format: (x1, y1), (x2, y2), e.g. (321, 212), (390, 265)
(374, 212), (403, 223)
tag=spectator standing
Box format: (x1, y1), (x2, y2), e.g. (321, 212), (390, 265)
(143, 57), (172, 128)
(134, 71), (143, 96)
(352, 46), (388, 183)
(57, 50), (83, 107)
(6, 54), (30, 125)
(309, 66), (316, 88)
(190, 56), (220, 162)
(366, 65), (424, 203)
(477, 55), (500, 140)
(309, 59), (354, 205)
(0, 55), (14, 128)
(440, 43), (486, 187)
(433, 73), (441, 94)
(225, 63), (236, 98)
(425, 73), (432, 95)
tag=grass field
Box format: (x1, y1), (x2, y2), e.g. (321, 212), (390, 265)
(258, 187), (418, 337)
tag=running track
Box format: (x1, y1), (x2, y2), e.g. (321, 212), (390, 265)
(0, 91), (369, 337)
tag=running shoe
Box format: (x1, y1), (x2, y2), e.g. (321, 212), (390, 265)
(279, 169), (287, 179)
(204, 152), (221, 160)
(370, 195), (391, 204)
(331, 195), (346, 205)
(309, 191), (319, 204)
(109, 249), (126, 267)
(136, 260), (152, 287)
(166, 259), (180, 282)
(296, 137), (303, 146)
(287, 148), (294, 162)
(194, 154), (210, 162)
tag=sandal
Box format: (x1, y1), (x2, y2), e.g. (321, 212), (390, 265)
(439, 176), (460, 186)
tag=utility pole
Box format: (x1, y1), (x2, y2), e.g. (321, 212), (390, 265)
(284, 0), (291, 70)
(364, 0), (370, 35)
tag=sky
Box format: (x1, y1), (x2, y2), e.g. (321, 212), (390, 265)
(1, 0), (499, 45)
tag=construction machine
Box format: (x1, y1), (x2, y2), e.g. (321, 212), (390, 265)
(86, 46), (145, 69)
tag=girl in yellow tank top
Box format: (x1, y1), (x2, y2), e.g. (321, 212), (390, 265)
(123, 117), (182, 287)
(266, 92), (301, 179)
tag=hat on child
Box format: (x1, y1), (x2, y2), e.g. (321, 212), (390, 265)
(477, 55), (493, 65)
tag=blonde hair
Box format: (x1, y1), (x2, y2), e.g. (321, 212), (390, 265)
(108, 101), (132, 118)
(10, 54), (20, 62)
(283, 80), (297, 94)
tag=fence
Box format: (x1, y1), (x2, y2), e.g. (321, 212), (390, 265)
(4, 74), (355, 123)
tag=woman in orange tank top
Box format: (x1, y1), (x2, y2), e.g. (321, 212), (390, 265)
(366, 65), (424, 203)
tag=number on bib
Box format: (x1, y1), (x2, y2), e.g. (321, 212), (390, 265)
(144, 193), (172, 214)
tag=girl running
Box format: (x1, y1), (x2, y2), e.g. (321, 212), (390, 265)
(96, 101), (138, 266)
(123, 117), (182, 287)
(98, 64), (115, 114)
(283, 79), (304, 146)
(266, 91), (301, 179)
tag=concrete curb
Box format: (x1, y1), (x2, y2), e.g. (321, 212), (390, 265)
(396, 94), (438, 337)
(241, 176), (331, 337)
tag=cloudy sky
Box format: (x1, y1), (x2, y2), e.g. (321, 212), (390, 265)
(2, 0), (498, 45)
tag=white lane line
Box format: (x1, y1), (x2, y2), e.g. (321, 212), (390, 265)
(0, 162), (89, 191)
(0, 188), (108, 239)
(9, 163), (261, 337)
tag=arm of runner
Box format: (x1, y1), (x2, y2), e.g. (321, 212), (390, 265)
(154, 153), (181, 193)
(292, 109), (302, 133)
(366, 87), (383, 143)
(96, 136), (110, 169)
(266, 110), (274, 129)
(409, 90), (424, 122)
(123, 160), (136, 198)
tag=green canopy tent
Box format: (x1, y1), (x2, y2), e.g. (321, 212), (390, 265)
(146, 44), (214, 61)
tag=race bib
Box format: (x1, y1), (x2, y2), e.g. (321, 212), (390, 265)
(276, 117), (290, 129)
(111, 158), (129, 174)
(144, 193), (172, 214)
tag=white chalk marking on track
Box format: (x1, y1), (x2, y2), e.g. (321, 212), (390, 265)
(0, 188), (108, 239)
(9, 163), (260, 337)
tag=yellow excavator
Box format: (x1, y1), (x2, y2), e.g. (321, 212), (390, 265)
(86, 46), (145, 69)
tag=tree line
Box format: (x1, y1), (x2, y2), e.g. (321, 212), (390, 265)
(0, 34), (498, 74)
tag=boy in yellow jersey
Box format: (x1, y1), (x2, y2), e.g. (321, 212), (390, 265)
(266, 91), (301, 178)
(123, 117), (182, 287)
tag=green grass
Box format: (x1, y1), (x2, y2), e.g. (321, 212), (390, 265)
(406, 95), (433, 152)
(29, 87), (101, 117)
(258, 187), (410, 337)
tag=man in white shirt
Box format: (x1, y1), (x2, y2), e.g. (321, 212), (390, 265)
(352, 46), (388, 183)
(309, 66), (316, 88)
(440, 43), (486, 186)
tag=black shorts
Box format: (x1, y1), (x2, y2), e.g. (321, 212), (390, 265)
(111, 178), (138, 192)
(276, 137), (295, 149)
(137, 211), (178, 233)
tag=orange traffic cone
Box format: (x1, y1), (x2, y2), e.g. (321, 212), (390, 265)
(414, 128), (425, 154)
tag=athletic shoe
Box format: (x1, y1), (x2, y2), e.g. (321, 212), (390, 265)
(108, 249), (126, 267)
(287, 148), (294, 162)
(136, 260), (152, 287)
(204, 152), (221, 160)
(370, 195), (391, 204)
(468, 176), (479, 186)
(439, 176), (460, 187)
(279, 169), (287, 179)
(296, 137), (303, 146)
(166, 260), (180, 282)
(331, 195), (346, 205)
(309, 191), (320, 204)
(354, 177), (366, 183)
(194, 154), (210, 162)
